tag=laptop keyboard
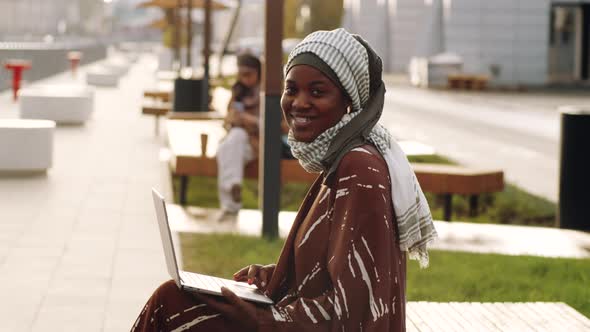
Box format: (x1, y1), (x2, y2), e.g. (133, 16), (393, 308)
(179, 271), (273, 304)
(181, 271), (236, 291)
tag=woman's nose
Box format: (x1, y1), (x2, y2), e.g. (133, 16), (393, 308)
(291, 94), (311, 110)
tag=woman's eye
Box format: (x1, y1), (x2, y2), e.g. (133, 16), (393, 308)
(311, 89), (323, 97)
(284, 87), (296, 95)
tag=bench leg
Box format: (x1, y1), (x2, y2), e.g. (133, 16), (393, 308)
(469, 195), (479, 217)
(443, 194), (453, 221)
(179, 175), (189, 205)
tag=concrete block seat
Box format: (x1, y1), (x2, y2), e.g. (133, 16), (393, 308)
(86, 67), (119, 87)
(102, 58), (131, 76)
(0, 119), (55, 171)
(19, 85), (95, 124)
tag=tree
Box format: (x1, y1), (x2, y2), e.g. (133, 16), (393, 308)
(284, 0), (303, 38)
(283, 0), (343, 38)
(309, 0), (344, 33)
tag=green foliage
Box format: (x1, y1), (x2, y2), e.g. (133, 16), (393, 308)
(407, 154), (455, 165)
(211, 74), (237, 90)
(284, 0), (303, 38)
(180, 233), (590, 318)
(283, 0), (344, 38)
(309, 0), (344, 32)
(163, 25), (190, 49)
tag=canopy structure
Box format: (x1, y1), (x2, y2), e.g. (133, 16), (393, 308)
(139, 0), (230, 73)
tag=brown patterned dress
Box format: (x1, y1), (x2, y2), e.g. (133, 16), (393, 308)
(131, 144), (406, 331)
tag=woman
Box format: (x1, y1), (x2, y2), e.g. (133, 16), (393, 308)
(217, 53), (292, 220)
(132, 29), (437, 331)
(217, 53), (262, 218)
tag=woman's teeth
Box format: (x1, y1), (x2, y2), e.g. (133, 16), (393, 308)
(293, 116), (311, 124)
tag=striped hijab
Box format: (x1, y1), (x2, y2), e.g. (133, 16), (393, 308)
(285, 29), (437, 267)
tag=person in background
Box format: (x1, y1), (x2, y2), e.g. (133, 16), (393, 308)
(216, 53), (262, 220)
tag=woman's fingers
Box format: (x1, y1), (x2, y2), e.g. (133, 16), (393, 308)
(246, 265), (262, 284)
(233, 265), (251, 281)
(258, 268), (269, 288)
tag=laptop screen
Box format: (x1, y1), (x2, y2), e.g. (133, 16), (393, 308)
(151, 188), (181, 287)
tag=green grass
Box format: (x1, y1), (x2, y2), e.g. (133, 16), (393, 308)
(407, 154), (456, 164)
(173, 176), (312, 212)
(180, 232), (590, 318)
(172, 154), (557, 226)
(424, 184), (556, 226)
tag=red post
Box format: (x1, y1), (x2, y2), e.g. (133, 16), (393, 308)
(67, 51), (82, 77)
(3, 59), (32, 101)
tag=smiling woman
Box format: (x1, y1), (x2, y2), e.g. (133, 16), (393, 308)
(131, 29), (437, 332)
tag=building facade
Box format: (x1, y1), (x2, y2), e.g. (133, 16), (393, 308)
(343, 0), (590, 86)
(0, 0), (106, 39)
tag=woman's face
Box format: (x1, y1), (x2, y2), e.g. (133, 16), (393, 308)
(237, 65), (259, 89)
(281, 65), (348, 143)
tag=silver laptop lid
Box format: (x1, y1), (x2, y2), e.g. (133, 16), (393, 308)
(151, 188), (181, 287)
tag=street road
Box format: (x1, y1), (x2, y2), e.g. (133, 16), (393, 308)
(379, 83), (586, 202)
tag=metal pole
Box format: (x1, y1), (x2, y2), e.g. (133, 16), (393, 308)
(218, 0), (242, 78)
(174, 0), (182, 71)
(203, 0), (212, 80)
(186, 0), (192, 68)
(260, 0), (284, 239)
(203, 0), (212, 109)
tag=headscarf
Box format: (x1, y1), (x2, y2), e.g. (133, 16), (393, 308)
(285, 28), (437, 267)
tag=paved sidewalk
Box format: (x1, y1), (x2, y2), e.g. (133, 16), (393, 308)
(0, 54), (170, 331)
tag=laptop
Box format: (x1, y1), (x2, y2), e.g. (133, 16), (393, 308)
(151, 188), (273, 304)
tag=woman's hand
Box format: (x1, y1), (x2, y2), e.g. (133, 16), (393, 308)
(228, 110), (244, 127)
(191, 288), (258, 332)
(233, 264), (276, 293)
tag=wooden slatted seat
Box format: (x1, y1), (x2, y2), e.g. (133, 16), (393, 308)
(411, 163), (504, 220)
(144, 90), (171, 102)
(142, 86), (230, 135)
(447, 74), (489, 90)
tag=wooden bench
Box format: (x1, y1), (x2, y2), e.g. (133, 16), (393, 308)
(144, 90), (172, 103)
(142, 86), (229, 135)
(411, 163), (504, 221)
(447, 74), (489, 90)
(167, 120), (503, 220)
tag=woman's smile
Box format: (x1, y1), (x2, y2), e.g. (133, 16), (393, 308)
(289, 114), (315, 128)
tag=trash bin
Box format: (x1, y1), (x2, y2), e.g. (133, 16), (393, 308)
(558, 106), (590, 231)
(173, 78), (208, 112)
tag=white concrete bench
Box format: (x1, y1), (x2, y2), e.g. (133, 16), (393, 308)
(19, 85), (94, 124)
(86, 67), (119, 87)
(0, 119), (55, 171)
(102, 58), (130, 77)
